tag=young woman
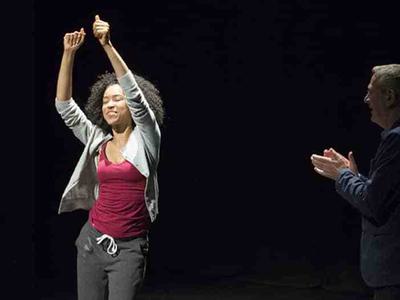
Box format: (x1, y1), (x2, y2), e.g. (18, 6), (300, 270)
(55, 15), (164, 299)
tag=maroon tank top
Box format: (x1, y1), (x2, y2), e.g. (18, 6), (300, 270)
(89, 141), (150, 238)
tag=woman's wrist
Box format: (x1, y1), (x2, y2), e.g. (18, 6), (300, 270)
(63, 49), (77, 57)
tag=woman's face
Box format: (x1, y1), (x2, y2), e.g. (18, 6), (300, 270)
(102, 84), (132, 127)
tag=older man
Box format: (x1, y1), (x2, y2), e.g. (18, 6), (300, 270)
(311, 64), (400, 300)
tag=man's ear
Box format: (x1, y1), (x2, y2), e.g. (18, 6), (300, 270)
(385, 88), (399, 108)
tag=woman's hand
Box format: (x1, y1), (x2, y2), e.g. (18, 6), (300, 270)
(63, 28), (85, 52)
(93, 15), (111, 46)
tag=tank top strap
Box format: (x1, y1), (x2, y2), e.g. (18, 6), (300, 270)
(99, 141), (108, 160)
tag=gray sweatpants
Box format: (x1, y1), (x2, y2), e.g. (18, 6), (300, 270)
(75, 221), (149, 300)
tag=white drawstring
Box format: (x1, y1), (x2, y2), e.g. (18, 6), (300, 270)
(96, 234), (118, 255)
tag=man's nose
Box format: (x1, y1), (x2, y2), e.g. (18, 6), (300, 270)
(363, 94), (369, 104)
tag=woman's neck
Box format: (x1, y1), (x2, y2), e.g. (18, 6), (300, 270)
(111, 125), (133, 148)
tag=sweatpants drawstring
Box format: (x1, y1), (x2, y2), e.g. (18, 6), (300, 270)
(96, 234), (118, 255)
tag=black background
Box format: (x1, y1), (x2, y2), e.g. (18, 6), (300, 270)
(18, 0), (400, 298)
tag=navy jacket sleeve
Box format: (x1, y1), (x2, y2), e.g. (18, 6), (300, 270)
(335, 131), (400, 225)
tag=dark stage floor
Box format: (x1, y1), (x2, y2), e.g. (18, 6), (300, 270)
(38, 283), (371, 300)
(37, 266), (373, 300)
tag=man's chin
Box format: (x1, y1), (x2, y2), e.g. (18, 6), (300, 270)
(370, 112), (375, 123)
(371, 116), (385, 128)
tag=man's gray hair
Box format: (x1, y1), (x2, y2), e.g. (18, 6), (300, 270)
(372, 64), (400, 100)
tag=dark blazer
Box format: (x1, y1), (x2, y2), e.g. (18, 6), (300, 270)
(335, 119), (400, 288)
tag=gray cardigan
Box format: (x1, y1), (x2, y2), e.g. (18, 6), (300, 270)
(55, 70), (161, 222)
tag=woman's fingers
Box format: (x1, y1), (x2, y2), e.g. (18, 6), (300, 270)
(72, 31), (78, 45)
(63, 29), (85, 49)
(93, 24), (108, 31)
(76, 33), (83, 45)
(93, 25), (109, 34)
(95, 21), (109, 27)
(64, 33), (71, 43)
(93, 28), (99, 38)
(64, 33), (74, 47)
(78, 28), (85, 43)
(93, 22), (109, 33)
(96, 29), (108, 35)
(92, 15), (110, 43)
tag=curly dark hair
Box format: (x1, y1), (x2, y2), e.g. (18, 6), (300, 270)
(85, 71), (164, 133)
